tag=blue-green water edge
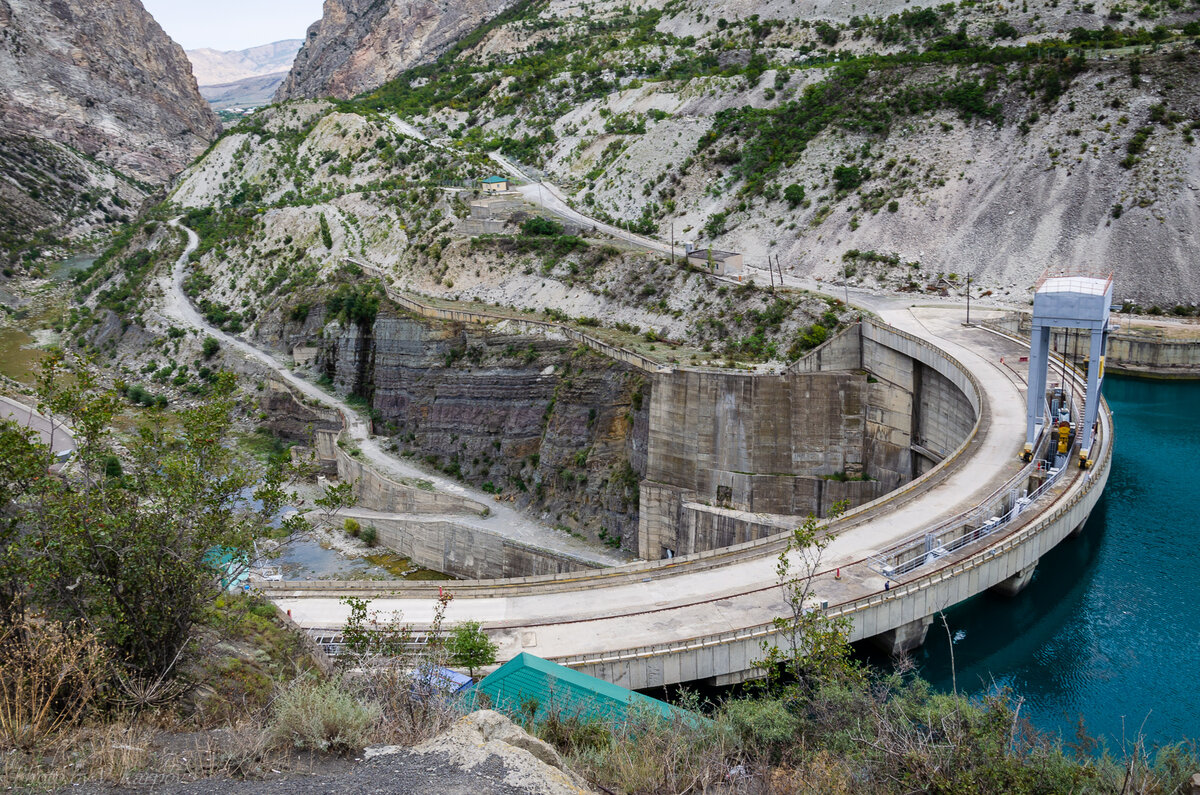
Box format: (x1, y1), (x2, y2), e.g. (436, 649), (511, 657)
(911, 376), (1200, 748)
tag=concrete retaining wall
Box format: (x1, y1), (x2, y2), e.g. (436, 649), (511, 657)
(986, 311), (1200, 378)
(367, 516), (603, 579)
(315, 429), (487, 516)
(639, 322), (980, 559)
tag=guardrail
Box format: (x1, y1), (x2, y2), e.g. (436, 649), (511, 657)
(554, 401), (1112, 671)
(867, 399), (1057, 577)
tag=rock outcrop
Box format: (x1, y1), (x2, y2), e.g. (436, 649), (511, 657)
(315, 312), (648, 550)
(276, 0), (515, 101)
(0, 0), (219, 257)
(0, 0), (219, 184)
(366, 710), (594, 794)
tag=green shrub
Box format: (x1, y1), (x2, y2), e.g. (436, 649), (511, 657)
(360, 524), (378, 547)
(815, 21), (839, 46)
(318, 213), (333, 248)
(521, 216), (564, 236)
(992, 20), (1020, 39)
(721, 698), (801, 763)
(783, 184), (806, 208)
(201, 336), (220, 359)
(269, 678), (379, 754)
(833, 164), (869, 191)
(343, 518), (360, 537)
(447, 621), (498, 678)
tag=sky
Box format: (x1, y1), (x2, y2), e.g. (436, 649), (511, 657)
(140, 0), (325, 52)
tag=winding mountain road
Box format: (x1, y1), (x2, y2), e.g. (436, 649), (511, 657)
(0, 394), (73, 457)
(161, 219), (626, 567)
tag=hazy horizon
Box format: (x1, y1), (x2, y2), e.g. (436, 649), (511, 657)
(141, 0), (325, 52)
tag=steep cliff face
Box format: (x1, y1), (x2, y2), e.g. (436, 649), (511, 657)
(0, 0), (219, 183)
(319, 312), (649, 549)
(276, 0), (515, 101)
(0, 0), (219, 258)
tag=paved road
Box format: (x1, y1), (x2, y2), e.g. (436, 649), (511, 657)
(0, 394), (73, 455)
(162, 220), (625, 568)
(277, 304), (1047, 667)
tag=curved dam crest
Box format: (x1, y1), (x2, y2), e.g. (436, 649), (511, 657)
(266, 303), (1112, 690)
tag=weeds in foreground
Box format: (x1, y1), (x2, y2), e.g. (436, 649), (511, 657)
(269, 677), (379, 754)
(0, 616), (109, 749)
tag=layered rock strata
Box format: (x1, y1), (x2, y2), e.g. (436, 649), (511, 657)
(276, 0), (514, 100)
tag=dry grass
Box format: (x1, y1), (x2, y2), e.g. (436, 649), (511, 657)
(0, 616), (109, 750)
(268, 676), (379, 755)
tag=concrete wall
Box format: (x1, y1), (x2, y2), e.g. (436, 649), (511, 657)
(989, 311), (1200, 377)
(315, 429), (488, 516)
(639, 322), (979, 559)
(638, 367), (904, 558)
(367, 516), (603, 579)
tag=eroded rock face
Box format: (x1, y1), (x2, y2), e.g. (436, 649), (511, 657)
(276, 0), (514, 101)
(0, 0), (220, 185)
(319, 313), (649, 550)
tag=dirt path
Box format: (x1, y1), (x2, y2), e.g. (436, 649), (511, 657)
(162, 219), (626, 567)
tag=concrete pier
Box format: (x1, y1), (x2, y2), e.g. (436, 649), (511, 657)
(992, 563), (1038, 597)
(872, 616), (934, 655)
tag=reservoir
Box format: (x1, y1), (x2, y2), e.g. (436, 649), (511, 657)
(915, 375), (1200, 748)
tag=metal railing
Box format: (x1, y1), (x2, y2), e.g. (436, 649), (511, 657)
(554, 403), (1112, 672)
(867, 398), (1053, 577)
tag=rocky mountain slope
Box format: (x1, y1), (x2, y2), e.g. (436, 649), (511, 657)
(0, 0), (219, 262)
(187, 39), (303, 86)
(270, 0), (1200, 304)
(276, 0), (516, 101)
(200, 73), (291, 111)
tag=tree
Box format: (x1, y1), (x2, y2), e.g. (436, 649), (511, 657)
(2, 355), (298, 679)
(520, 216), (564, 237)
(319, 213), (334, 248)
(448, 621), (497, 679)
(314, 479), (355, 530)
(756, 501), (859, 688)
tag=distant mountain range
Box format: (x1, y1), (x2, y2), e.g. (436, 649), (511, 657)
(187, 39), (302, 87)
(199, 73), (289, 111)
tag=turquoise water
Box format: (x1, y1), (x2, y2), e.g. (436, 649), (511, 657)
(912, 375), (1200, 748)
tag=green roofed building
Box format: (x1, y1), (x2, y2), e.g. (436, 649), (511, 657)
(481, 175), (510, 192)
(472, 653), (688, 725)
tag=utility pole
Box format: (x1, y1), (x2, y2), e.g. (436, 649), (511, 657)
(965, 271), (971, 325)
(768, 255), (775, 290)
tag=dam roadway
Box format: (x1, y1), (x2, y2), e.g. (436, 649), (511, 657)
(265, 303), (1112, 689)
(161, 215), (1109, 688)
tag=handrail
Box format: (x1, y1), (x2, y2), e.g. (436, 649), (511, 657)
(867, 398), (1056, 577)
(554, 400), (1112, 669)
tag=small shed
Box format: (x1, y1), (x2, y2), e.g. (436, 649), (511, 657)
(471, 653), (684, 725)
(686, 248), (744, 278)
(481, 175), (510, 193)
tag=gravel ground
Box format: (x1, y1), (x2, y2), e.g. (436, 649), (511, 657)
(67, 750), (549, 795)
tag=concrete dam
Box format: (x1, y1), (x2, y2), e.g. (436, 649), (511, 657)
(265, 299), (1112, 690)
